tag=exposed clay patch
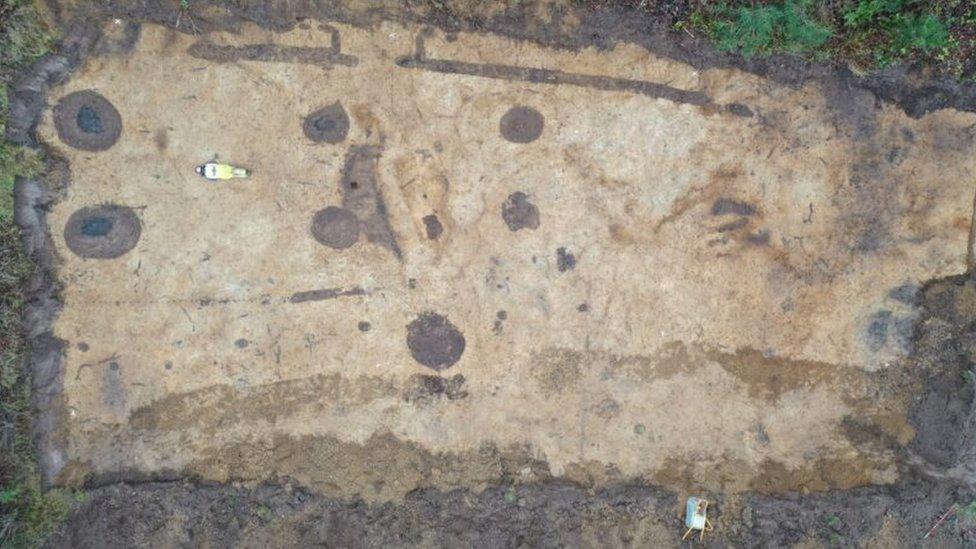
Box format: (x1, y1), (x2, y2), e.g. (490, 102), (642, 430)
(303, 102), (350, 143)
(14, 3), (976, 546)
(310, 206), (359, 249)
(406, 312), (466, 370)
(21, 9), (976, 517)
(63, 204), (141, 259)
(501, 191), (540, 231)
(53, 90), (122, 151)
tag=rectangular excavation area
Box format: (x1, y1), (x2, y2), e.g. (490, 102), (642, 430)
(37, 19), (976, 499)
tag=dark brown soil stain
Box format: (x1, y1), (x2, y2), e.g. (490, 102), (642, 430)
(403, 373), (467, 403)
(751, 457), (881, 494)
(715, 218), (749, 232)
(63, 204), (141, 259)
(726, 102), (754, 117)
(501, 191), (540, 231)
(745, 229), (770, 246)
(556, 247), (576, 271)
(129, 373), (398, 433)
(100, 361), (126, 412)
(655, 164), (743, 230)
(888, 282), (920, 305)
(310, 206), (359, 250)
(53, 90), (122, 151)
(399, 34), (713, 107)
(339, 146), (401, 259)
(44, 0), (976, 128)
(499, 105), (544, 143)
(187, 43), (357, 67)
(303, 101), (350, 144)
(406, 311), (466, 370)
(422, 213), (443, 240)
(492, 310), (506, 334)
(290, 286), (365, 303)
(153, 128), (167, 151)
(908, 275), (976, 467)
(711, 198), (756, 217)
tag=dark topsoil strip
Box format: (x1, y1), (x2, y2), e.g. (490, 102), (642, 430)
(56, 0), (976, 119)
(9, 1), (976, 546)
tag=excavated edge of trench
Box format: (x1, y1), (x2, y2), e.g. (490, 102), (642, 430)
(8, 1), (976, 545)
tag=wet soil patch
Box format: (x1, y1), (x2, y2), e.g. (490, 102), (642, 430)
(499, 105), (543, 143)
(53, 90), (122, 151)
(63, 205), (141, 259)
(76, 105), (103, 133)
(501, 191), (540, 231)
(406, 311), (466, 370)
(310, 206), (359, 249)
(303, 101), (350, 143)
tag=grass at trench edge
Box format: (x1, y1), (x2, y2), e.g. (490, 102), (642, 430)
(0, 1), (78, 547)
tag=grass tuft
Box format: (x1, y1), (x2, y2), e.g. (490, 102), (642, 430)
(714, 1), (831, 57)
(659, 0), (969, 77)
(0, 1), (69, 548)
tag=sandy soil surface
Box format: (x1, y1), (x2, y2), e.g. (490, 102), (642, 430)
(10, 0), (976, 546)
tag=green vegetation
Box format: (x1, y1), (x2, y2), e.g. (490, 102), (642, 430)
(669, 1), (976, 77)
(958, 499), (976, 524)
(712, 1), (832, 57)
(0, 1), (71, 548)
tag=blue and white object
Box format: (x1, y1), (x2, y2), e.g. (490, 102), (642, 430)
(685, 497), (708, 530)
